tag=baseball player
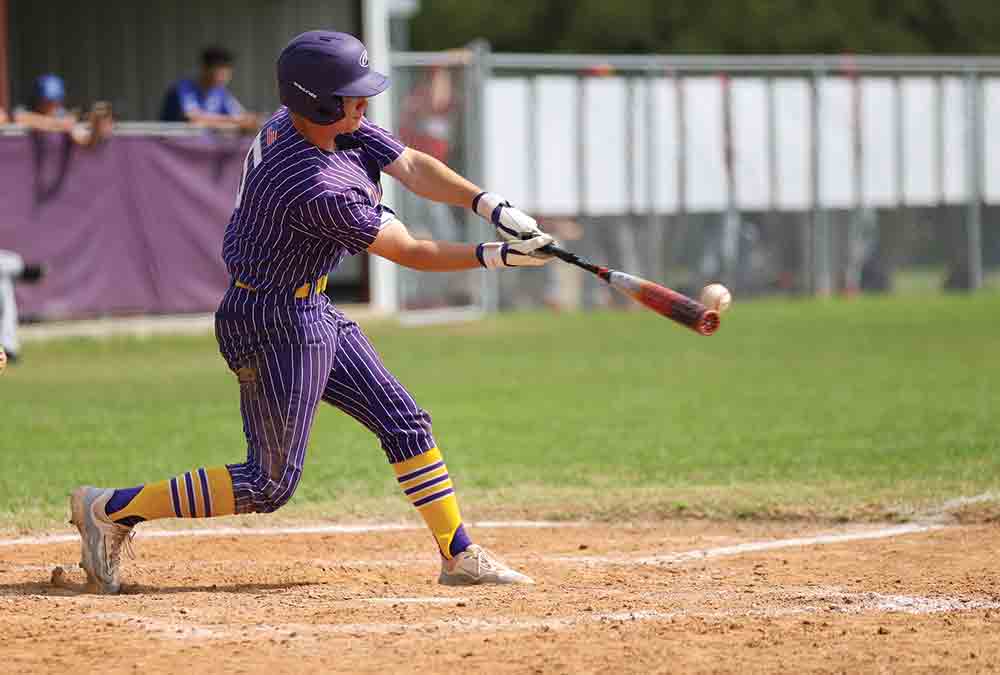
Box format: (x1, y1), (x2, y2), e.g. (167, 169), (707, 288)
(70, 30), (553, 594)
(0, 251), (45, 363)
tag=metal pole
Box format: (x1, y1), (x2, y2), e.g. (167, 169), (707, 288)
(464, 40), (498, 311)
(766, 76), (779, 213)
(364, 0), (398, 313)
(894, 76), (905, 208)
(526, 75), (539, 212)
(646, 71), (664, 280)
(965, 71), (984, 291)
(576, 74), (587, 219)
(935, 76), (945, 206)
(807, 70), (820, 295)
(721, 73), (740, 285)
(625, 77), (635, 215)
(0, 0), (9, 113)
(815, 69), (832, 297)
(848, 67), (863, 295)
(675, 72), (688, 287)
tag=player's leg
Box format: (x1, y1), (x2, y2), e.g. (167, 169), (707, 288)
(321, 315), (532, 585)
(0, 250), (25, 358)
(70, 340), (334, 592)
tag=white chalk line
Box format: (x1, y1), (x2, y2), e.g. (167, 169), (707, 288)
(0, 523), (945, 577)
(85, 589), (1000, 641)
(0, 519), (582, 548)
(552, 523), (943, 565)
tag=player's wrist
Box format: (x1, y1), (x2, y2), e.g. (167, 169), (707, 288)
(472, 191), (509, 224)
(476, 242), (503, 269)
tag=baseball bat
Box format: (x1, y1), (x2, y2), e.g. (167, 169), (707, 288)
(541, 244), (720, 336)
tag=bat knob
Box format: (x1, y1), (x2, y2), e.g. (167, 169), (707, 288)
(697, 310), (721, 336)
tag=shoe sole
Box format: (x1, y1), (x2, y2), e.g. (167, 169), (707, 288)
(438, 573), (534, 586)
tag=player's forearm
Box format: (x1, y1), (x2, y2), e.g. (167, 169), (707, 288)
(393, 148), (481, 208)
(14, 111), (75, 133)
(382, 239), (481, 272)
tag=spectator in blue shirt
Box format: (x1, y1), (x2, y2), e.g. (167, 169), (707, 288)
(160, 46), (258, 130)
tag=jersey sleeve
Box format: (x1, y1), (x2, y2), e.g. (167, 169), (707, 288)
(291, 189), (383, 255)
(354, 118), (406, 169)
(176, 80), (201, 117)
(222, 90), (245, 116)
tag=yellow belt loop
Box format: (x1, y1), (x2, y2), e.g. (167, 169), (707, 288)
(292, 274), (327, 299)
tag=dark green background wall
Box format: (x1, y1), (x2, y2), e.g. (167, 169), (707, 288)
(9, 0), (360, 119)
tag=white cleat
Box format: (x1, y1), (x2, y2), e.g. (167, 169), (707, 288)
(439, 544), (534, 586)
(69, 487), (134, 594)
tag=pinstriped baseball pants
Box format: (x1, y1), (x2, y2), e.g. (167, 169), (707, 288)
(221, 312), (436, 515)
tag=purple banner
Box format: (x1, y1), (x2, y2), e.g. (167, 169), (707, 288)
(0, 132), (251, 319)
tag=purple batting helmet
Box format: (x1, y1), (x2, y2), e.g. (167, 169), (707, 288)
(277, 30), (390, 125)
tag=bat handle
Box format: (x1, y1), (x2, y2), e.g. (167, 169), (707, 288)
(540, 243), (602, 275)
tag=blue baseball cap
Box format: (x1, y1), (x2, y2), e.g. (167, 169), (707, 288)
(34, 74), (65, 103)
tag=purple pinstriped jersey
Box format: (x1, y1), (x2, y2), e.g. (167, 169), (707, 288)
(220, 106), (403, 306)
(215, 107), (404, 362)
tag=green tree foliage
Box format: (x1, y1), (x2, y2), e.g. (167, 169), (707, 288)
(409, 0), (1000, 54)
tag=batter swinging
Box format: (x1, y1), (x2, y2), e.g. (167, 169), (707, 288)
(70, 30), (553, 594)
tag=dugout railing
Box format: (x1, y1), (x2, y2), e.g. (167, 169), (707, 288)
(388, 48), (1000, 313)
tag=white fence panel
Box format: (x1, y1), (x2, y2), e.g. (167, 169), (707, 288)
(773, 78), (812, 211)
(901, 78), (939, 206)
(485, 77), (531, 207)
(730, 78), (771, 210)
(684, 76), (727, 212)
(861, 77), (899, 207)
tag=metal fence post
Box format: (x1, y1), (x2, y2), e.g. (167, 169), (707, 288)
(965, 70), (984, 291)
(645, 69), (664, 281)
(807, 69), (819, 295)
(463, 39), (498, 311)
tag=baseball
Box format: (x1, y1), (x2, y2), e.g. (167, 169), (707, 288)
(699, 284), (732, 313)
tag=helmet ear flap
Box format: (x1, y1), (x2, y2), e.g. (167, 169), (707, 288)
(314, 96), (345, 124)
(278, 80), (346, 125)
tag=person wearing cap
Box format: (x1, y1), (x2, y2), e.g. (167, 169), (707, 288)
(13, 74), (112, 146)
(160, 46), (259, 131)
(69, 29), (554, 594)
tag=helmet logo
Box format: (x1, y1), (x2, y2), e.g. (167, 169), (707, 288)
(359, 50), (369, 67)
(292, 81), (317, 99)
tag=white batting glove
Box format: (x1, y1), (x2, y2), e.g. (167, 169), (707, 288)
(476, 234), (555, 269)
(473, 191), (545, 243)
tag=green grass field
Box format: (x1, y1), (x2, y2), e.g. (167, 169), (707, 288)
(2, 292), (999, 531)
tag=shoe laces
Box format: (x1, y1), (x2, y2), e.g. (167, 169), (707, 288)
(105, 525), (136, 575)
(468, 545), (503, 575)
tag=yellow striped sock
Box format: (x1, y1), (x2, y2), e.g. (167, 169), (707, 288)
(106, 467), (236, 524)
(393, 447), (470, 559)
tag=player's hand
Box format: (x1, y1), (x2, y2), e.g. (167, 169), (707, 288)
(476, 234), (555, 269)
(473, 191), (546, 242)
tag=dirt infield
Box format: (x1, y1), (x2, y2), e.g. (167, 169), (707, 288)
(1, 520), (998, 673)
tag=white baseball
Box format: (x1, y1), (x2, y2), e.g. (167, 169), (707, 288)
(699, 284), (732, 313)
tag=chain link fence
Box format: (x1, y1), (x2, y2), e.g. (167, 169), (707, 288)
(390, 49), (1000, 312)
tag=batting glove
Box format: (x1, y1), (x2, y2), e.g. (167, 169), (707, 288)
(476, 234), (555, 269)
(473, 191), (546, 243)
